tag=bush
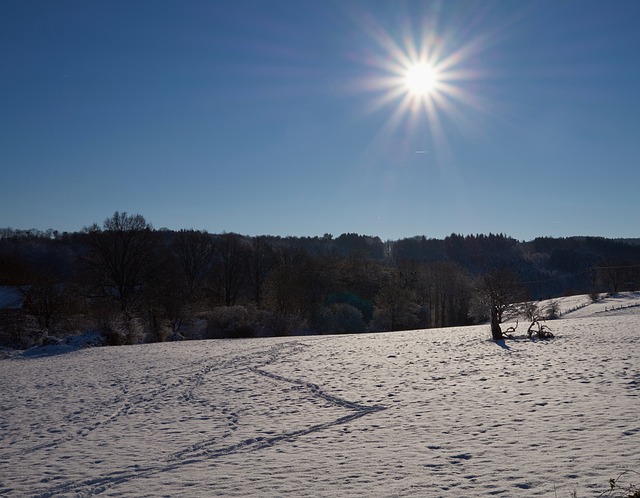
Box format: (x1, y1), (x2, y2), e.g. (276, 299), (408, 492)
(100, 316), (144, 346)
(522, 301), (539, 321)
(589, 290), (601, 302)
(315, 303), (365, 334)
(0, 312), (41, 349)
(263, 312), (306, 337)
(543, 300), (560, 320)
(572, 471), (640, 498)
(204, 306), (284, 339)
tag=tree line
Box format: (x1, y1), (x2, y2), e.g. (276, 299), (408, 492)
(1, 212), (639, 348)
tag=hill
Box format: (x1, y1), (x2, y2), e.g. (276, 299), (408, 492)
(1, 294), (638, 496)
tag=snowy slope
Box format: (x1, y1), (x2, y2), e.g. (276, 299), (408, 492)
(1, 296), (639, 497)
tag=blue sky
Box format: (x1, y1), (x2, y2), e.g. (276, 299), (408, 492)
(2, 0), (639, 241)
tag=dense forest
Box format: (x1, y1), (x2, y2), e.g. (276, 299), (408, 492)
(1, 212), (639, 348)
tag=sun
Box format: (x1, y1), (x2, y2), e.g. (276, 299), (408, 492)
(404, 62), (440, 97)
(350, 4), (498, 139)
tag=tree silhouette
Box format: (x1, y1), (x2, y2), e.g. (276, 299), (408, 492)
(83, 211), (157, 318)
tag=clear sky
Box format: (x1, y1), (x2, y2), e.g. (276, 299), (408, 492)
(2, 0), (639, 241)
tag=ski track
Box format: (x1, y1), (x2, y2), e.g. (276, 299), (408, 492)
(1, 305), (639, 497)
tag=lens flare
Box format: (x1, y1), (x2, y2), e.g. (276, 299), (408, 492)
(404, 62), (440, 97)
(349, 6), (499, 160)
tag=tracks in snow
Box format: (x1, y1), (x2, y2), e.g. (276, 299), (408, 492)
(167, 342), (386, 463)
(29, 340), (386, 497)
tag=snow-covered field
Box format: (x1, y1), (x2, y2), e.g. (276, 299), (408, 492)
(1, 295), (639, 497)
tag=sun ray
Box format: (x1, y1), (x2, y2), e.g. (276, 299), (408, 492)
(349, 8), (503, 165)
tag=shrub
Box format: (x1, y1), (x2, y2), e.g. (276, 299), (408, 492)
(543, 300), (560, 320)
(204, 306), (305, 339)
(315, 303), (365, 334)
(100, 315), (144, 346)
(589, 290), (601, 302)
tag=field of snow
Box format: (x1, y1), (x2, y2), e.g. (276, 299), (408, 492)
(1, 295), (639, 497)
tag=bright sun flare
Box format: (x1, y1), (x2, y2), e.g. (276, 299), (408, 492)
(404, 62), (439, 97)
(355, 8), (491, 156)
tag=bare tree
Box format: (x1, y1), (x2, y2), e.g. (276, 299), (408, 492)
(247, 236), (275, 308)
(416, 261), (471, 328)
(171, 230), (215, 299)
(21, 272), (65, 336)
(596, 263), (638, 295)
(214, 233), (249, 306)
(475, 268), (524, 341)
(263, 264), (298, 315)
(83, 211), (157, 319)
(263, 253), (338, 324)
(373, 272), (420, 331)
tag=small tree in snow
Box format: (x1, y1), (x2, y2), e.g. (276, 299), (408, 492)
(474, 269), (524, 341)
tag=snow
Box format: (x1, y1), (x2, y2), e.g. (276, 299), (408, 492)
(1, 295), (639, 497)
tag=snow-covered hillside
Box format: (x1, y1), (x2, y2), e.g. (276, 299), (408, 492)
(1, 295), (639, 497)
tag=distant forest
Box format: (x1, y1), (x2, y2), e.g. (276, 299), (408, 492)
(1, 212), (639, 348)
